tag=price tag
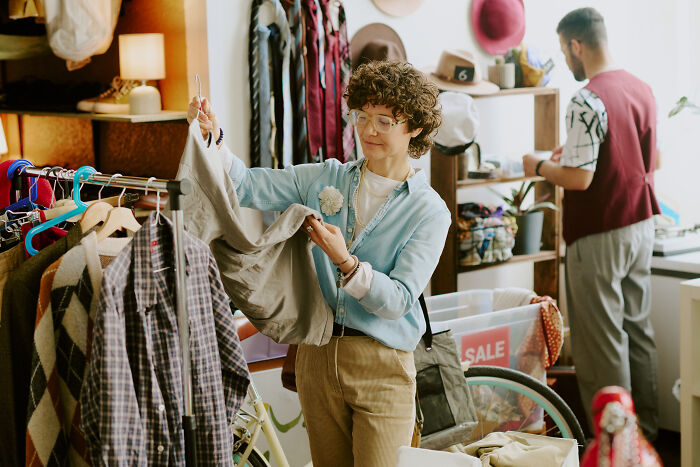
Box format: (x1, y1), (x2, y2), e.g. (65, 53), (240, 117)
(453, 66), (475, 83)
(543, 58), (554, 74)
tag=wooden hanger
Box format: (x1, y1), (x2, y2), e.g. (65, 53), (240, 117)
(43, 194), (139, 221)
(80, 201), (113, 232)
(96, 206), (142, 242)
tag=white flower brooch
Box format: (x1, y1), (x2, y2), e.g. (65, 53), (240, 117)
(318, 186), (344, 216)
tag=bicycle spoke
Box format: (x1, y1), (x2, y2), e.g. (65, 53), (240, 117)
(469, 387), (486, 440)
(480, 385), (499, 439)
(513, 393), (545, 434)
(464, 367), (585, 451)
(544, 418), (561, 437)
(514, 393), (534, 432)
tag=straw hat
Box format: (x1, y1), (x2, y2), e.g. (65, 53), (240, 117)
(372, 0), (423, 17)
(423, 49), (499, 95)
(350, 23), (406, 69)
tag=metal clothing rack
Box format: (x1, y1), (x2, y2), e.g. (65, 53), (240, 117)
(19, 167), (199, 466)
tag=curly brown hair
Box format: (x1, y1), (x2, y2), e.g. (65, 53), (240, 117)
(344, 61), (442, 159)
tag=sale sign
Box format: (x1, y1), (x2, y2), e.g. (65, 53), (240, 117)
(461, 325), (510, 367)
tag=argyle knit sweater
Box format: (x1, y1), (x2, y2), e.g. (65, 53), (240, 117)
(25, 234), (125, 467)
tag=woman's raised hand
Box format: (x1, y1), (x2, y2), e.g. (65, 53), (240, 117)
(187, 96), (220, 141)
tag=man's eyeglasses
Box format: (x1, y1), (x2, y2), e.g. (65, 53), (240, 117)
(349, 109), (407, 134)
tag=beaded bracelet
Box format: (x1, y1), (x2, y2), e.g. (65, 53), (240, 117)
(216, 128), (224, 146)
(336, 255), (359, 288)
(343, 260), (361, 284)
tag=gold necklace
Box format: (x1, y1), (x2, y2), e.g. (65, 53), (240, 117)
(351, 162), (369, 236)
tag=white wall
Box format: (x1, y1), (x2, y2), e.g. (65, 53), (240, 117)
(205, 0), (263, 235)
(204, 0), (700, 288)
(343, 0), (700, 223)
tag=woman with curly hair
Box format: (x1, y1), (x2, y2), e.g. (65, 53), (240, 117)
(188, 60), (450, 466)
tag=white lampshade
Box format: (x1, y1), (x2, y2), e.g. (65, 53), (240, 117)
(0, 119), (7, 155)
(119, 33), (165, 80)
(119, 33), (165, 114)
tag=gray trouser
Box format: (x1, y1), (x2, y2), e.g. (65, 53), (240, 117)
(565, 218), (658, 440)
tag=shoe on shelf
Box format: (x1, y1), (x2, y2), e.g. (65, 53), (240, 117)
(76, 76), (138, 114)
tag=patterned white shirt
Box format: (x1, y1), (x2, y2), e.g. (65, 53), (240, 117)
(561, 88), (608, 172)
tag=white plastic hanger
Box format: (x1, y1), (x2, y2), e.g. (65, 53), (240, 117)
(145, 177), (169, 273)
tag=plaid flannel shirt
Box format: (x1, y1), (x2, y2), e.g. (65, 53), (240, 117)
(80, 213), (250, 466)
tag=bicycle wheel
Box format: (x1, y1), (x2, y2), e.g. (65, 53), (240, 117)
(233, 436), (270, 467)
(464, 366), (585, 451)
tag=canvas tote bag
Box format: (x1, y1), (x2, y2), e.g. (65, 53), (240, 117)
(414, 294), (478, 449)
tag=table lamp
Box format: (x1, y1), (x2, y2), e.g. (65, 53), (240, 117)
(0, 119), (7, 155)
(119, 33), (165, 114)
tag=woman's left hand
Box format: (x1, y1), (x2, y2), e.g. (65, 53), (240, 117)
(302, 215), (350, 267)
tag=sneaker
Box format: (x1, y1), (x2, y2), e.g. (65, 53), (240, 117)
(76, 76), (138, 114)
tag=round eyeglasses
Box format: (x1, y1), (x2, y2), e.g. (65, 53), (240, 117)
(349, 109), (407, 134)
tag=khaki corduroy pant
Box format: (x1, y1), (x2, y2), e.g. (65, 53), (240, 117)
(296, 336), (416, 467)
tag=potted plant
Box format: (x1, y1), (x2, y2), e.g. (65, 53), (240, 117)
(493, 181), (557, 255)
(668, 96), (699, 117)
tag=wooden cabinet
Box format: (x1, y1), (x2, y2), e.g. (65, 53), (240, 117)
(0, 111), (188, 178)
(680, 278), (700, 466)
(431, 87), (562, 300)
(0, 0), (207, 177)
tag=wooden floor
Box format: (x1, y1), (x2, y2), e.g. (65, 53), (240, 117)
(653, 429), (680, 466)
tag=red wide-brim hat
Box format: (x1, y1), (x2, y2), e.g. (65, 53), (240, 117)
(472, 0), (526, 56)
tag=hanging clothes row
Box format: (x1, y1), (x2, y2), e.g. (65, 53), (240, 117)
(9, 0), (122, 70)
(250, 0), (355, 167)
(0, 161), (250, 467)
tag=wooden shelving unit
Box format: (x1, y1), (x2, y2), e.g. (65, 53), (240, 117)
(431, 87), (562, 299)
(0, 109), (187, 123)
(0, 0), (208, 178)
(458, 250), (557, 273)
(0, 109), (189, 178)
(456, 175), (545, 188)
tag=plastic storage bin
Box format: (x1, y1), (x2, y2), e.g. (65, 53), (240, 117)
(234, 315), (289, 363)
(425, 290), (549, 439)
(425, 290), (544, 382)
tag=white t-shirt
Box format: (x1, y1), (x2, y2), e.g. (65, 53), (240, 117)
(344, 166), (415, 300)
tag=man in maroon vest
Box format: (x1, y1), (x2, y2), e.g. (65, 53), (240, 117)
(523, 7), (660, 441)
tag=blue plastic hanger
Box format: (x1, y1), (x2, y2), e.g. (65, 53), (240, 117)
(5, 159), (39, 212)
(24, 166), (96, 256)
